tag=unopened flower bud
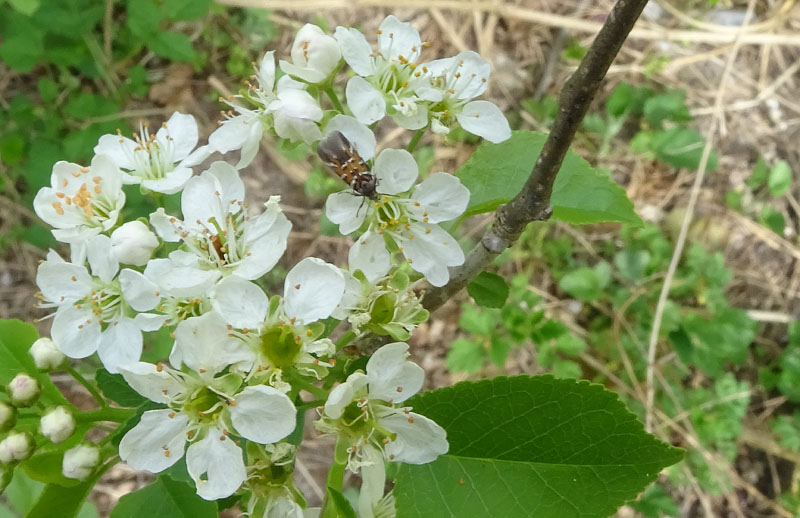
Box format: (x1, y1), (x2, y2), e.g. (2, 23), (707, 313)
(110, 221), (159, 266)
(0, 432), (35, 465)
(279, 24), (342, 83)
(0, 402), (16, 433)
(30, 337), (67, 371)
(40, 406), (75, 444)
(62, 444), (100, 480)
(8, 373), (41, 408)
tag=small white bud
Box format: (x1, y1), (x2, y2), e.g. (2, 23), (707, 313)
(0, 402), (16, 433)
(0, 432), (34, 465)
(110, 221), (159, 266)
(40, 406), (76, 444)
(30, 337), (67, 371)
(8, 373), (41, 408)
(62, 444), (100, 480)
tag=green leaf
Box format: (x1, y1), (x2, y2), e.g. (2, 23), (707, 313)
(446, 339), (485, 374)
(466, 272), (509, 308)
(96, 368), (146, 407)
(630, 485), (679, 517)
(325, 487), (356, 518)
(747, 156), (769, 188)
(163, 0), (212, 21)
(614, 249), (651, 281)
(647, 128), (718, 171)
(110, 476), (217, 518)
(558, 265), (610, 301)
(0, 319), (67, 405)
(768, 160), (792, 197)
(25, 472), (99, 518)
(63, 92), (118, 119)
(147, 31), (197, 63)
(456, 131), (641, 225)
(643, 90), (691, 127)
(760, 206), (786, 235)
(8, 0), (41, 15)
(0, 32), (44, 72)
(394, 376), (683, 518)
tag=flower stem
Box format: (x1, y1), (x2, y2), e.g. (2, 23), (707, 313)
(77, 407), (136, 424)
(67, 367), (108, 408)
(321, 436), (350, 518)
(406, 128), (425, 153)
(325, 86), (345, 113)
(292, 378), (329, 400)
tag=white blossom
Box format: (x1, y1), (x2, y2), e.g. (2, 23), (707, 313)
(322, 119), (469, 286)
(110, 221), (159, 266)
(149, 162), (291, 281)
(40, 406), (75, 444)
(8, 373), (41, 407)
(33, 154), (125, 244)
(62, 444), (100, 480)
(0, 403), (15, 433)
(210, 52), (323, 167)
(279, 24), (342, 83)
(35, 235), (158, 373)
(175, 258), (345, 381)
(319, 342), (447, 518)
(415, 50), (511, 143)
(335, 16), (429, 129)
(30, 337), (67, 371)
(0, 432), (34, 465)
(94, 112), (210, 194)
(118, 360), (296, 500)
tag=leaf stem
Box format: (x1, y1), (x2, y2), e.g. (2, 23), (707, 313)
(406, 128), (425, 153)
(67, 367), (108, 408)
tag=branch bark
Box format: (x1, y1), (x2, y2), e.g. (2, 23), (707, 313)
(357, 0), (649, 353)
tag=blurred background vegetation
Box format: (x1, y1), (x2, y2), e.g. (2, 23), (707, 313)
(1, 0), (799, 516)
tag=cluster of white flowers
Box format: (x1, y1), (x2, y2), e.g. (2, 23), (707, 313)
(25, 14), (509, 516)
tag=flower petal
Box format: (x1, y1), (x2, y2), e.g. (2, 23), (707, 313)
(377, 407), (448, 464)
(209, 115), (262, 155)
(366, 342), (423, 403)
(86, 234), (118, 283)
(373, 148), (418, 195)
(357, 444), (386, 518)
(211, 276), (269, 329)
(186, 431), (246, 501)
(258, 51), (276, 89)
(410, 172), (469, 223)
(157, 112), (199, 161)
(229, 385), (297, 443)
(456, 100), (511, 143)
(119, 269), (160, 312)
(52, 305), (100, 359)
(36, 259), (91, 304)
(402, 223), (464, 287)
(377, 15), (421, 62)
(324, 372), (367, 419)
(284, 258), (345, 323)
(334, 26), (374, 77)
(325, 191), (367, 235)
(391, 103), (428, 130)
(94, 135), (137, 170)
(346, 76), (385, 125)
(141, 166), (194, 195)
(173, 312), (253, 374)
(118, 362), (185, 403)
(236, 204), (291, 280)
(323, 115), (376, 161)
(348, 230), (390, 282)
(149, 208), (182, 243)
(97, 318), (142, 374)
(119, 409), (188, 473)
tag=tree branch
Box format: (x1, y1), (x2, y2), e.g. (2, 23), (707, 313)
(357, 0), (649, 354)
